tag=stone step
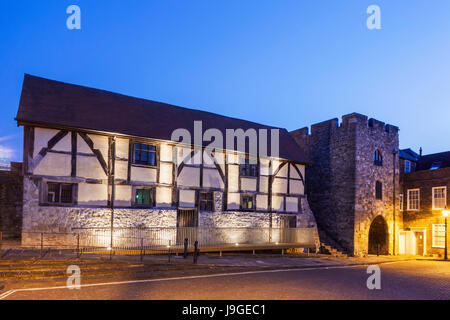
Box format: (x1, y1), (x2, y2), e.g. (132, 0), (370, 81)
(319, 242), (348, 257)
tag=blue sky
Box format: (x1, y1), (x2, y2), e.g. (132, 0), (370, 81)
(1, 0), (450, 162)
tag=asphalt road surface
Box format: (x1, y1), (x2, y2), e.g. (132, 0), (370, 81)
(2, 260), (449, 300)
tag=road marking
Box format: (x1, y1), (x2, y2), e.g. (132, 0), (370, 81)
(0, 260), (406, 300)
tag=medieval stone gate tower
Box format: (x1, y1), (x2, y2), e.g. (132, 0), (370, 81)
(291, 113), (401, 256)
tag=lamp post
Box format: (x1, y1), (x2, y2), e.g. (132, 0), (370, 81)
(442, 207), (449, 261)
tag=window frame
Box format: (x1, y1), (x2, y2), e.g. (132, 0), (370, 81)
(374, 149), (383, 166)
(132, 142), (158, 167)
(199, 191), (215, 212)
(432, 186), (447, 210)
(407, 188), (420, 211)
(239, 156), (259, 178)
(241, 194), (256, 211)
(375, 181), (383, 200)
(44, 182), (76, 206)
(133, 186), (155, 208)
(432, 224), (445, 248)
(404, 160), (411, 173)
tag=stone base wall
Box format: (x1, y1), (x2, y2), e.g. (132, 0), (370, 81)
(22, 177), (320, 250)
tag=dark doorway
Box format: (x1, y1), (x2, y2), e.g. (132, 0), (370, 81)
(368, 215), (389, 255)
(176, 209), (198, 245)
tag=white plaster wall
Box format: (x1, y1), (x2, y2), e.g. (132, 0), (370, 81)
(259, 176), (268, 193)
(115, 185), (132, 207)
(53, 134), (71, 153)
(289, 180), (304, 195)
(286, 197), (298, 212)
(77, 156), (107, 179)
(272, 196), (284, 211)
(77, 134), (93, 154)
(179, 189), (196, 208)
(115, 138), (129, 159)
(130, 166), (157, 183)
(272, 177), (287, 194)
(78, 183), (108, 206)
(34, 153), (71, 176)
(203, 168), (224, 189)
(228, 165), (239, 192)
(227, 192), (240, 210)
(156, 186), (172, 207)
(115, 160), (128, 180)
(160, 144), (173, 162)
(90, 135), (109, 160)
(33, 128), (60, 158)
(177, 146), (194, 165)
(159, 162), (173, 184)
(178, 167), (200, 187)
(277, 164), (288, 177)
(295, 164), (305, 180)
(290, 164), (300, 179)
(241, 177), (257, 191)
(260, 159), (270, 176)
(256, 194), (268, 210)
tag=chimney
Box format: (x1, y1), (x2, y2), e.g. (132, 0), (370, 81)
(419, 147), (423, 157)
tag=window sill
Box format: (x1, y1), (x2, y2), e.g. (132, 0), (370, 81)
(40, 203), (76, 207)
(131, 164), (158, 169)
(132, 206), (155, 209)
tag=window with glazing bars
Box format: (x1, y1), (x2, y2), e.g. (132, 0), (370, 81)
(199, 192), (214, 211)
(47, 183), (74, 204)
(242, 195), (255, 211)
(240, 157), (258, 177)
(133, 143), (157, 166)
(135, 188), (154, 207)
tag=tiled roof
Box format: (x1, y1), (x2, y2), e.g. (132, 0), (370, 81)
(399, 148), (420, 162)
(416, 151), (450, 171)
(16, 74), (310, 164)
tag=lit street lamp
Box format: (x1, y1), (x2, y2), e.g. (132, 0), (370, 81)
(442, 207), (449, 261)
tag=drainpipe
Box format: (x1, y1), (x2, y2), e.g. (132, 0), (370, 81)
(110, 136), (116, 252)
(392, 148), (398, 256)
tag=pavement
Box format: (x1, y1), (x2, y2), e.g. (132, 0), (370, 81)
(1, 251), (449, 300)
(1, 259), (449, 300)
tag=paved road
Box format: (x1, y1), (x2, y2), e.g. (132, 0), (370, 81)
(2, 260), (449, 300)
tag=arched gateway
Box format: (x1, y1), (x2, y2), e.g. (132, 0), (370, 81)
(368, 215), (389, 255)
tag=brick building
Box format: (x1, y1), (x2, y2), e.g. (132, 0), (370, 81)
(399, 150), (450, 257)
(291, 113), (401, 257)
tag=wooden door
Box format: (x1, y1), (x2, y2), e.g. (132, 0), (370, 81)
(414, 231), (424, 256)
(176, 209), (198, 245)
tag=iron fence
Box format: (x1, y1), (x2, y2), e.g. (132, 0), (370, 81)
(1, 227), (316, 259)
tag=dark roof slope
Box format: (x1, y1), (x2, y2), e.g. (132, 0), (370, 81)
(415, 151), (450, 171)
(399, 148), (420, 162)
(16, 74), (310, 164)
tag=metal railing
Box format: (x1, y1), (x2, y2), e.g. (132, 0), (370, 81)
(1, 227), (316, 260)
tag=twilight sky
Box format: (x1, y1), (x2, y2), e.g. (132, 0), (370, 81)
(1, 0), (450, 162)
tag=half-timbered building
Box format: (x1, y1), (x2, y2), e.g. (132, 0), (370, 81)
(16, 75), (318, 246)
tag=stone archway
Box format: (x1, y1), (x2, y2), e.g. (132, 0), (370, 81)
(368, 215), (389, 255)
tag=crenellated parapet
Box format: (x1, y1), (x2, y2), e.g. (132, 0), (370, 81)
(290, 112), (401, 257)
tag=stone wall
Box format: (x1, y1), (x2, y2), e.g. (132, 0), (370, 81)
(291, 113), (400, 256)
(22, 176), (319, 249)
(0, 163), (23, 238)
